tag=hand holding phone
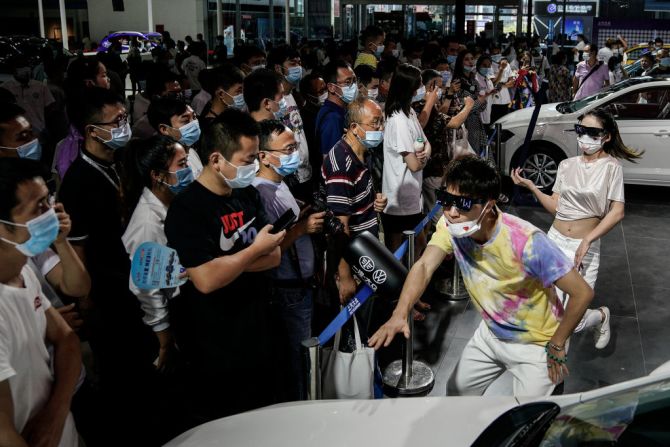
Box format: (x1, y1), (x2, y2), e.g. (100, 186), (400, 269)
(270, 208), (297, 234)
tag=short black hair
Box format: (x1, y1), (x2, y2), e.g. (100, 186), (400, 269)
(641, 52), (655, 63)
(145, 64), (180, 97)
(299, 72), (322, 96)
(421, 69), (441, 86)
(243, 68), (282, 113)
(258, 119), (287, 152)
(267, 45), (300, 72)
(323, 60), (352, 84)
(360, 25), (384, 46)
(238, 45), (266, 66)
(200, 108), (259, 161)
(147, 96), (188, 131)
(0, 102), (26, 141)
(442, 156), (501, 201)
(74, 87), (124, 135)
(209, 64), (245, 95)
(0, 158), (49, 223)
(354, 64), (378, 86)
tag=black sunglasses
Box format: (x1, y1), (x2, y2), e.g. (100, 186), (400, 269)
(436, 189), (487, 212)
(574, 124), (606, 138)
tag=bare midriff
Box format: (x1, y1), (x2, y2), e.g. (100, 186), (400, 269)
(552, 216), (600, 240)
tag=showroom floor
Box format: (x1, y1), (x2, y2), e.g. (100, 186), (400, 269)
(407, 184), (670, 397)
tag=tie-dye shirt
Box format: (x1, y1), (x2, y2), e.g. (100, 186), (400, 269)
(429, 212), (573, 345)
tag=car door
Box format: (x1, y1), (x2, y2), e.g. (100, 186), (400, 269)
(603, 86), (670, 185)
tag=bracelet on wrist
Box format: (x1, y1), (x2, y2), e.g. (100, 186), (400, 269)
(547, 341), (564, 352)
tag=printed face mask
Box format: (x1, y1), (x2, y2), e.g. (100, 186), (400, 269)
(0, 208), (59, 256)
(445, 204), (489, 239)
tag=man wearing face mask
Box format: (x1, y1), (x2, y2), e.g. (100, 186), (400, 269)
(354, 25), (386, 69)
(573, 45), (609, 100)
(317, 60), (358, 157)
(2, 56), (55, 141)
(322, 97), (388, 306)
(0, 158), (81, 447)
(268, 46), (313, 202)
(59, 88), (163, 444)
(299, 73), (328, 176)
(245, 68), (287, 122)
(147, 95), (204, 178)
(354, 64), (381, 101)
(370, 156), (594, 397)
(164, 108), (286, 423)
(238, 45), (268, 75)
(201, 64), (246, 123)
(0, 103), (42, 161)
(252, 120), (325, 401)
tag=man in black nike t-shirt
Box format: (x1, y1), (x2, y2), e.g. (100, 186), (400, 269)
(164, 108), (285, 425)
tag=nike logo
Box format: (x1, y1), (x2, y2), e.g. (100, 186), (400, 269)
(219, 217), (256, 251)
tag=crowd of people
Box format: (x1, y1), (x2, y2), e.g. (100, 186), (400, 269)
(0, 25), (649, 446)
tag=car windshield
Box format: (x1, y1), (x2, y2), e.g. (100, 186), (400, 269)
(558, 78), (654, 114)
(538, 377), (670, 446)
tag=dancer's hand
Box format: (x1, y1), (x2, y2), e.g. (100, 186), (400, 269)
(574, 239), (592, 271)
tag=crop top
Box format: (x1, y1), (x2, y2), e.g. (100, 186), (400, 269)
(553, 155), (625, 221)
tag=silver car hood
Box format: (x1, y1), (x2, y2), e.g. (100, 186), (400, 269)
(495, 103), (566, 129)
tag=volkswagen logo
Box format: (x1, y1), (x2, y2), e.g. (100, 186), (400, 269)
(359, 256), (375, 272)
(547, 3), (557, 13)
(372, 269), (387, 284)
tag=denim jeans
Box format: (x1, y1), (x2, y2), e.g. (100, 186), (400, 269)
(273, 286), (313, 401)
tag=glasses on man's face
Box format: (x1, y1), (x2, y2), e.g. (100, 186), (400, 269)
(436, 189), (486, 212)
(94, 113), (128, 128)
(574, 124), (606, 138)
(336, 77), (357, 87)
(267, 144), (298, 155)
(357, 120), (385, 130)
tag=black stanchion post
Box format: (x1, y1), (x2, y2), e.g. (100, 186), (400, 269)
(495, 122), (503, 169)
(301, 337), (322, 400)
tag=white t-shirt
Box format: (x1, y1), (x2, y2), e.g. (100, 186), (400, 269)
(281, 93), (312, 184)
(492, 64), (512, 105)
(382, 109), (427, 215)
(0, 266), (78, 446)
(574, 41), (586, 63)
(187, 148), (203, 179)
(475, 73), (494, 124)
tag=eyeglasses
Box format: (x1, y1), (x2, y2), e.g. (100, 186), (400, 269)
(266, 144), (298, 155)
(436, 189), (486, 212)
(336, 77), (357, 87)
(357, 121), (385, 130)
(93, 113), (128, 128)
(574, 124), (606, 138)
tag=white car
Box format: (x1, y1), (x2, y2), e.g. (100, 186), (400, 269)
(164, 361), (670, 446)
(496, 76), (670, 191)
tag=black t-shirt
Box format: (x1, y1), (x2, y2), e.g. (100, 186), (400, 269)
(164, 181), (272, 374)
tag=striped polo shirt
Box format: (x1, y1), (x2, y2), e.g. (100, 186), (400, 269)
(322, 138), (378, 236)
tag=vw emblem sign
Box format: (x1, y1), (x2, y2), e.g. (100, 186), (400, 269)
(359, 256), (375, 272)
(372, 269), (387, 284)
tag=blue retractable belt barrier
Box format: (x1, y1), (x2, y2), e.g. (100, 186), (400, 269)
(317, 201), (443, 346)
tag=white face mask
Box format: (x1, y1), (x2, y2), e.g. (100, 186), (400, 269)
(445, 204), (489, 239)
(367, 88), (378, 99)
(577, 135), (604, 155)
(318, 91), (328, 105)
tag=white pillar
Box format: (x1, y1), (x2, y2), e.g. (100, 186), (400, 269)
(37, 0), (45, 38)
(216, 0), (223, 36)
(147, 0), (154, 32)
(59, 0), (68, 50)
(285, 0), (290, 44)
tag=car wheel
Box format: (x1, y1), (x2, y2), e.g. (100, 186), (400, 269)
(520, 146), (566, 192)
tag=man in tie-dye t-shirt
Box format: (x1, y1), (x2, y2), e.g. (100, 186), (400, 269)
(370, 157), (594, 396)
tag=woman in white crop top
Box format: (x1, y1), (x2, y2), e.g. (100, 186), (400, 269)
(512, 108), (642, 350)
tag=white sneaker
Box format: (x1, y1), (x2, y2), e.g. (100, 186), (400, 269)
(594, 306), (611, 349)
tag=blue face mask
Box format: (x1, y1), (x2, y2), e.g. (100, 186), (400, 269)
(285, 66), (303, 84)
(273, 97), (289, 120)
(340, 83), (359, 104)
(0, 208), (59, 257)
(94, 122), (132, 151)
(220, 158), (259, 189)
(374, 45), (385, 58)
(0, 138), (42, 161)
(412, 85), (426, 103)
(356, 128), (384, 148)
(491, 54), (502, 63)
(269, 150), (300, 176)
(479, 67), (493, 77)
(224, 90), (246, 110)
(176, 120), (201, 147)
(447, 55), (457, 65)
(661, 57), (670, 68)
(163, 167), (194, 194)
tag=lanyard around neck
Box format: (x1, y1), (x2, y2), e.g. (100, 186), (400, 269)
(81, 151), (120, 192)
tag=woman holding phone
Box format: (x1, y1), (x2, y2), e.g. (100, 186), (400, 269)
(511, 108), (642, 349)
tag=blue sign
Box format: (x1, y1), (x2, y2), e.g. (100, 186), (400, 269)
(547, 3), (557, 13)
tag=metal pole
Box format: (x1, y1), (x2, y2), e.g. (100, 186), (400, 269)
(285, 0), (290, 44)
(304, 0), (309, 40)
(495, 122), (503, 169)
(216, 0), (223, 37)
(382, 231), (435, 396)
(269, 0), (275, 45)
(37, 0), (45, 38)
(516, 0), (523, 36)
(147, 0), (154, 33)
(58, 0), (68, 50)
(301, 337), (322, 400)
(561, 0), (567, 52)
(527, 0), (532, 37)
(445, 262), (469, 300)
(236, 0), (242, 39)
